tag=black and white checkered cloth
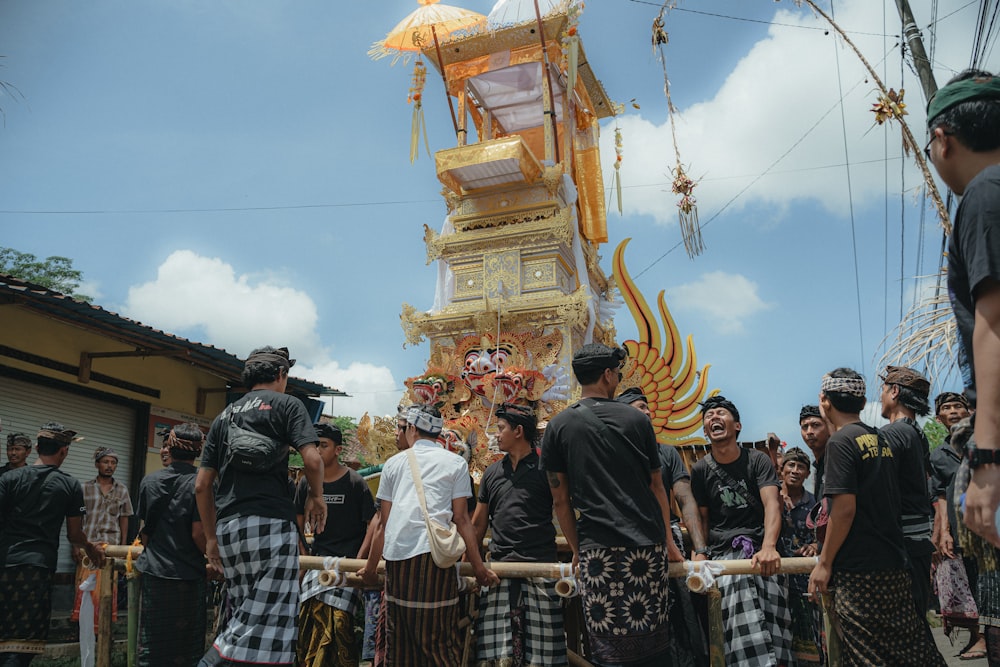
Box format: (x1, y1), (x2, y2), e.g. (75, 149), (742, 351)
(476, 577), (567, 666)
(205, 515), (300, 666)
(300, 567), (361, 615)
(716, 547), (793, 666)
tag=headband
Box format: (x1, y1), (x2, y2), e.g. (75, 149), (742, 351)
(6, 433), (31, 448)
(246, 352), (294, 369)
(37, 428), (79, 445)
(167, 429), (203, 454)
(701, 396), (740, 423)
(799, 405), (821, 421)
(405, 406), (443, 436)
(820, 374), (866, 397)
(94, 447), (119, 462)
(571, 346), (627, 374)
(927, 75), (1000, 125)
(935, 391), (970, 413)
(616, 387), (648, 405)
(495, 403), (537, 433)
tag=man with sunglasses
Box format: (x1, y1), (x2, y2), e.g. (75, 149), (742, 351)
(540, 343), (673, 667)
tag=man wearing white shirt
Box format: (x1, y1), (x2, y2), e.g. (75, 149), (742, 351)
(359, 404), (497, 665)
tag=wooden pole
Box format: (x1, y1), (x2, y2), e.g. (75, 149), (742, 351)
(96, 561), (114, 667)
(707, 585), (725, 667)
(127, 572), (138, 667)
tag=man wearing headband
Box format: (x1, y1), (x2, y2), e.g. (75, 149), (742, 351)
(196, 345), (327, 667)
(0, 422), (104, 664)
(925, 70), (1000, 546)
(689, 394), (792, 665)
(617, 387), (708, 665)
(878, 365), (935, 622)
(1, 433), (32, 476)
(472, 404), (566, 666)
(808, 368), (944, 665)
(927, 392), (986, 660)
(798, 406), (830, 499)
(134, 423), (208, 666)
(74, 446), (133, 633)
(359, 404), (498, 663)
(295, 422), (376, 667)
(540, 343), (673, 666)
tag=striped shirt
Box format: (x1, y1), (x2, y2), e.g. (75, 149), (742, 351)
(82, 478), (133, 544)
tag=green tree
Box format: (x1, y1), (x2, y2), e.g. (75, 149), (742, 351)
(288, 415), (358, 468)
(0, 247), (91, 301)
(924, 418), (947, 451)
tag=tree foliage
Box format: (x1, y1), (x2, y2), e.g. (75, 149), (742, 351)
(0, 247), (91, 301)
(924, 418), (947, 451)
(288, 415), (358, 468)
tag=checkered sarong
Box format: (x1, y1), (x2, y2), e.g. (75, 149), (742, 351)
(300, 568), (361, 615)
(202, 515), (299, 666)
(578, 544), (671, 665)
(476, 577), (566, 666)
(715, 547), (793, 666)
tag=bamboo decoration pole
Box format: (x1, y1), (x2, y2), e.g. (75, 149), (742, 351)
(707, 585), (725, 667)
(127, 573), (138, 667)
(96, 560), (114, 667)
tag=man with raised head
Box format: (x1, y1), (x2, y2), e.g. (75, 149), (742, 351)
(296, 422), (377, 667)
(924, 70), (1000, 545)
(135, 423), (208, 667)
(472, 403), (565, 667)
(0, 423), (105, 666)
(690, 395), (791, 666)
(808, 368), (944, 666)
(878, 365), (935, 620)
(540, 342), (673, 667)
(196, 346), (327, 667)
(359, 403), (497, 665)
(0, 433), (31, 476)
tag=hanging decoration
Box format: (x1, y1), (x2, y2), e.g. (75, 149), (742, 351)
(408, 59), (431, 163)
(654, 5), (703, 257)
(611, 120), (624, 215)
(561, 1), (583, 96)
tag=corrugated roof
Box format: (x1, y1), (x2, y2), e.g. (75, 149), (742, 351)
(0, 273), (346, 398)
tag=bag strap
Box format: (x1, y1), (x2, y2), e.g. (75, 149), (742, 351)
(703, 452), (763, 512)
(405, 448), (432, 523)
(572, 399), (651, 470)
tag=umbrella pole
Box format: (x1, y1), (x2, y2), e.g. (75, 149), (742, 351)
(532, 0), (560, 164)
(430, 24), (461, 139)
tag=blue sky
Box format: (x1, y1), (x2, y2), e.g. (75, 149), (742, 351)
(1, 0), (996, 447)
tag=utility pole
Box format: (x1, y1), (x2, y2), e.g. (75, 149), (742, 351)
(894, 0), (938, 102)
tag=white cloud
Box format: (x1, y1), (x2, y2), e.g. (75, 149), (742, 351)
(667, 271), (774, 334)
(122, 250), (400, 420)
(601, 0), (980, 225)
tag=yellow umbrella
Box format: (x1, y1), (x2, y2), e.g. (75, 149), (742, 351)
(369, 0), (486, 159)
(369, 0), (485, 65)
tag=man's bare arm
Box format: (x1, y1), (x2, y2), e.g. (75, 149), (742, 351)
(673, 480), (707, 553)
(548, 472), (579, 566)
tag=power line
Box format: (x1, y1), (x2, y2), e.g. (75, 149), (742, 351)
(624, 0), (896, 37)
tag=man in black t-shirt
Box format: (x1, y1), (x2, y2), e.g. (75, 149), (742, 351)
(807, 368), (944, 666)
(0, 422), (104, 664)
(798, 406), (829, 499)
(878, 365), (935, 621)
(135, 423), (207, 667)
(540, 343), (672, 667)
(690, 396), (791, 666)
(473, 404), (566, 666)
(295, 422), (376, 666)
(195, 346), (326, 667)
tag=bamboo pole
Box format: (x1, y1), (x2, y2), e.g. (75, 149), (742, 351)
(707, 585), (725, 667)
(127, 572), (138, 667)
(96, 561), (114, 667)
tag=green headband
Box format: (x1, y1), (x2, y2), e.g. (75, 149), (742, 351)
(927, 75), (1000, 126)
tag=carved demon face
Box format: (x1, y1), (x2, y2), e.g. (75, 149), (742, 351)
(410, 373), (453, 407)
(461, 345), (512, 397)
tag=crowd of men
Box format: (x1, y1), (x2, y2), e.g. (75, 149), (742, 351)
(0, 69), (999, 667)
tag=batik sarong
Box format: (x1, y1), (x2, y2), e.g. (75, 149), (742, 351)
(137, 573), (207, 667)
(578, 544), (670, 665)
(381, 551), (461, 666)
(934, 556), (979, 638)
(200, 515), (299, 666)
(476, 576), (566, 666)
(297, 569), (361, 666)
(831, 569), (945, 666)
(362, 590), (382, 663)
(714, 547), (793, 667)
(0, 565), (53, 655)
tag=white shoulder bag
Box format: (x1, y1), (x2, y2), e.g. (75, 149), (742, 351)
(406, 448), (467, 568)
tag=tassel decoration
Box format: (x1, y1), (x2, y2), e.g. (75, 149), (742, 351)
(408, 59), (430, 163)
